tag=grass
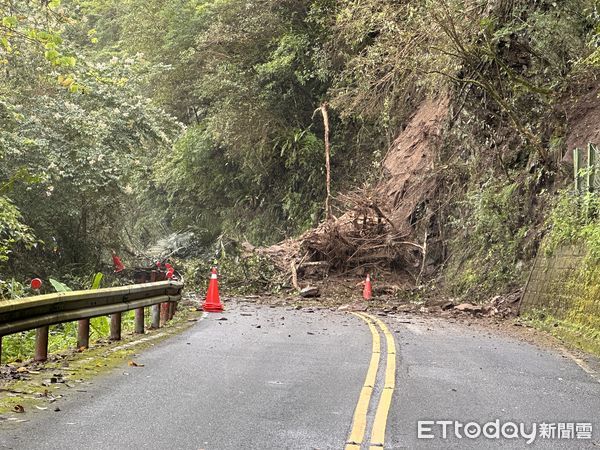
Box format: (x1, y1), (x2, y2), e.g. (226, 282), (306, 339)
(520, 310), (600, 357)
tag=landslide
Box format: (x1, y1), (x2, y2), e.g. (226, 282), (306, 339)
(244, 0), (600, 305)
(252, 79), (600, 302)
(253, 96), (450, 286)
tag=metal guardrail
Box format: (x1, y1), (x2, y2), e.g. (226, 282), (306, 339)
(0, 280), (184, 364)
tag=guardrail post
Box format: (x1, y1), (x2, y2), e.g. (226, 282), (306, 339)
(151, 304), (160, 329)
(77, 318), (90, 349)
(169, 301), (176, 320)
(155, 270), (169, 325)
(0, 336), (3, 365)
(110, 312), (122, 341)
(35, 326), (49, 362)
(134, 308), (145, 334)
(168, 302), (173, 321)
(160, 303), (170, 325)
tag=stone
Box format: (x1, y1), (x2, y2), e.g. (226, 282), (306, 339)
(299, 286), (320, 298)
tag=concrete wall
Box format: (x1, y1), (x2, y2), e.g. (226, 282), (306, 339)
(520, 245), (600, 354)
(520, 245), (587, 316)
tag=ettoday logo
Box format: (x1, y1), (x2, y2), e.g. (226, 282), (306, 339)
(417, 420), (593, 444)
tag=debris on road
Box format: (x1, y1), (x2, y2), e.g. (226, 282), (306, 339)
(454, 303), (483, 314)
(127, 361), (145, 368)
(300, 286), (320, 298)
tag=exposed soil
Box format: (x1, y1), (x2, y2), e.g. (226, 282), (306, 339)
(564, 85), (600, 163)
(376, 95), (449, 232)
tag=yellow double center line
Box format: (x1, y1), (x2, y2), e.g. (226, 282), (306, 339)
(346, 313), (397, 450)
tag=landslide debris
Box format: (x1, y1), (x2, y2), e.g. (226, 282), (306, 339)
(253, 97), (450, 288)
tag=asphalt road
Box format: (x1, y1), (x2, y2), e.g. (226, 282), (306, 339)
(1, 303), (599, 449)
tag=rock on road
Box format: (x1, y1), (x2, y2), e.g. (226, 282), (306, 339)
(1, 303), (599, 449)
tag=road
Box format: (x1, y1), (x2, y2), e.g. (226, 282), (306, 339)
(1, 303), (599, 449)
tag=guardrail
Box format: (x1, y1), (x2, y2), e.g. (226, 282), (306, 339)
(0, 280), (183, 364)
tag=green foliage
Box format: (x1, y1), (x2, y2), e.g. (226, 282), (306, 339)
(0, 0), (599, 311)
(75, 0), (380, 246)
(181, 238), (285, 296)
(522, 307), (600, 357)
(91, 272), (103, 290)
(446, 179), (534, 299)
(49, 278), (72, 292)
(0, 278), (25, 299)
(0, 197), (35, 264)
(76, 0), (600, 257)
(0, 1), (181, 280)
(544, 191), (600, 259)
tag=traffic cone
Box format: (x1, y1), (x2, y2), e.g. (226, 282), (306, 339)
(165, 263), (175, 280)
(363, 274), (372, 300)
(202, 267), (224, 312)
(111, 251), (125, 273)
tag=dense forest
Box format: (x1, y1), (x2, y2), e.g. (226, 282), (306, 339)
(1, 0), (599, 301)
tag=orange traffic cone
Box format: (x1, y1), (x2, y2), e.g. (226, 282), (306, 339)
(363, 274), (372, 300)
(111, 250), (125, 273)
(202, 267), (224, 312)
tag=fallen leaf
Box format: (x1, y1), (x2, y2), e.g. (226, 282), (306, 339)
(13, 405), (25, 413)
(34, 406), (48, 411)
(16, 367), (28, 373)
(128, 360), (145, 367)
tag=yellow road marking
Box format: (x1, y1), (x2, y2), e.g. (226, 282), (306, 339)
(365, 314), (397, 448)
(346, 313), (381, 449)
